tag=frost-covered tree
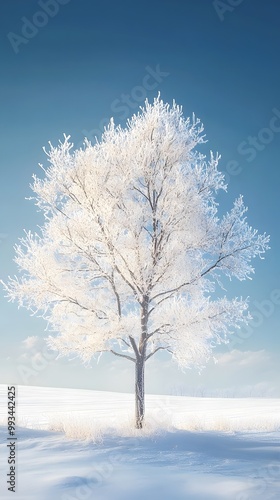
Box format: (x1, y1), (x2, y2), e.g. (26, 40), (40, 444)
(2, 97), (269, 428)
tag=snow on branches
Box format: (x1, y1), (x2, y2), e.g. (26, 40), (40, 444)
(2, 96), (269, 369)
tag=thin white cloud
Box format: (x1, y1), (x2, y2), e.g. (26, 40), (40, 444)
(217, 349), (270, 368)
(22, 336), (40, 349)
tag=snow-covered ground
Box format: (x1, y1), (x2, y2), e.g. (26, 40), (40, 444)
(0, 385), (279, 499)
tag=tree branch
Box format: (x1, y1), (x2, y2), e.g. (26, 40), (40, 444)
(110, 350), (135, 363)
(146, 324), (172, 339)
(129, 335), (140, 360)
(150, 245), (254, 306)
(145, 346), (168, 361)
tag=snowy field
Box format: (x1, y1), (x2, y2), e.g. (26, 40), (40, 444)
(0, 385), (280, 499)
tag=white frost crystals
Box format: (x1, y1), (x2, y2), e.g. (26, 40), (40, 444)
(2, 96), (269, 427)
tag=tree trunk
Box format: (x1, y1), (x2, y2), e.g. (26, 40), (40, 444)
(135, 294), (148, 429)
(135, 356), (145, 429)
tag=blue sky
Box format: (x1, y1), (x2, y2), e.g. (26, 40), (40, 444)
(0, 0), (279, 396)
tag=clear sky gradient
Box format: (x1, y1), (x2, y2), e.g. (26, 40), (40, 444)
(0, 0), (279, 396)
